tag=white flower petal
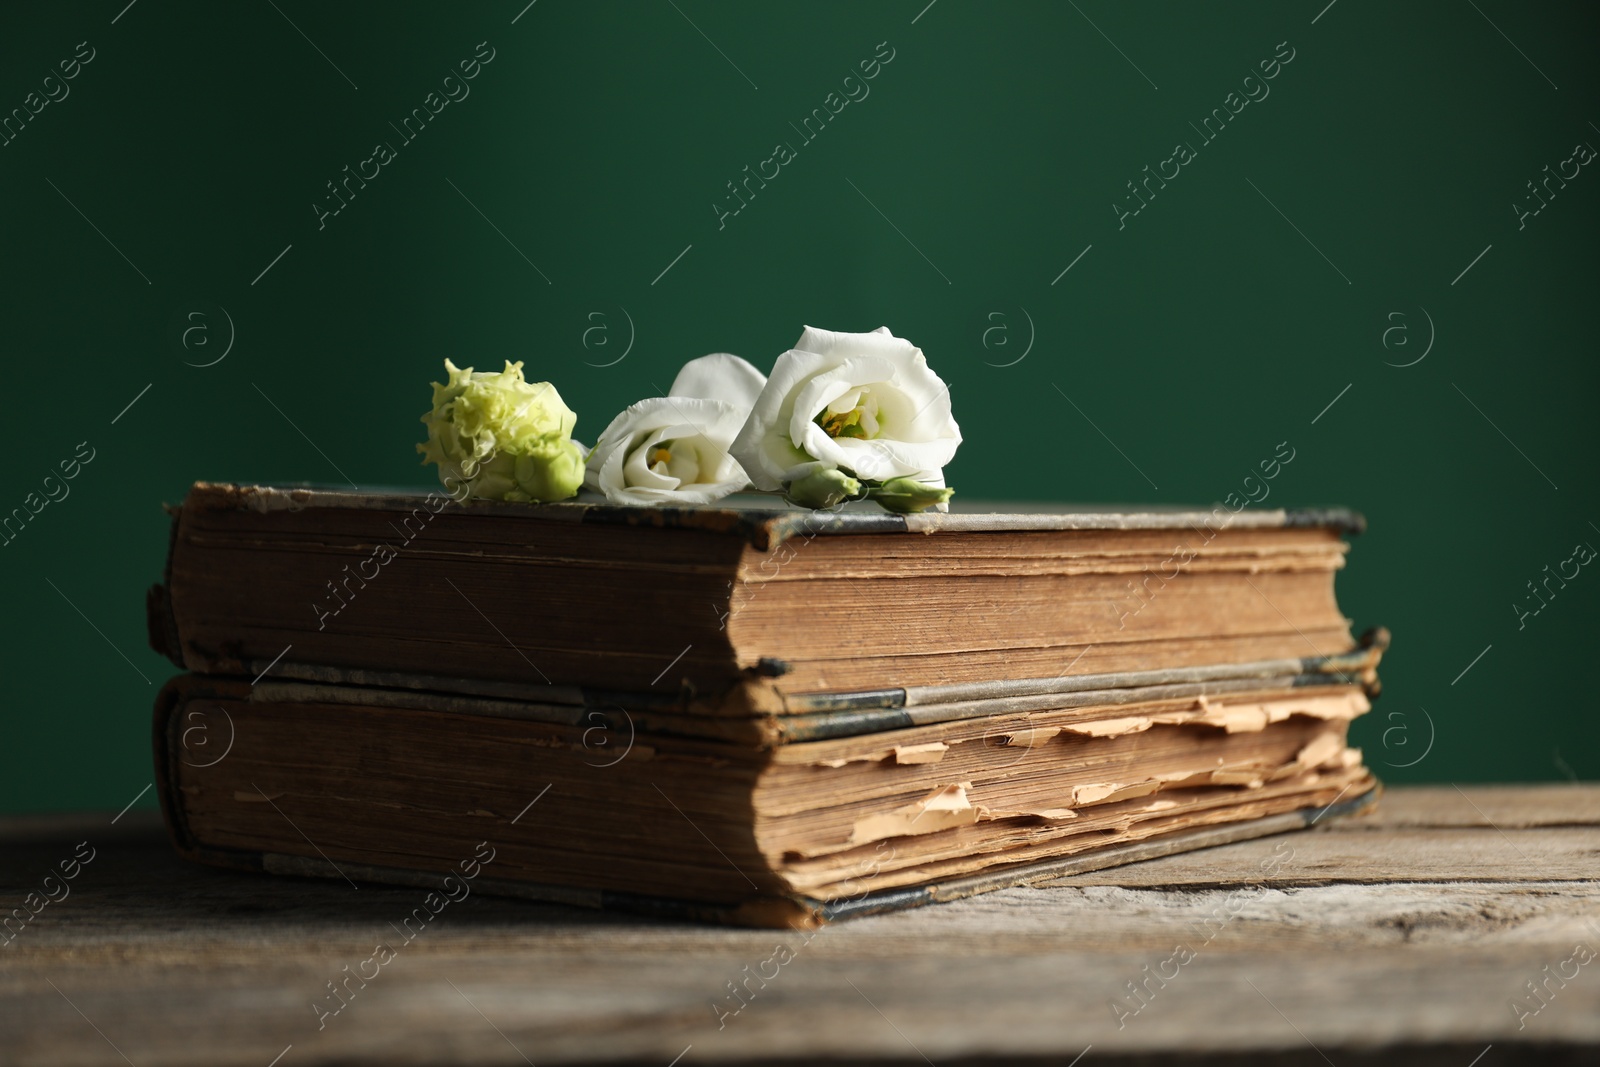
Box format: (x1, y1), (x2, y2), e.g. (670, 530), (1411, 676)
(669, 353), (767, 409)
(784, 356), (899, 450)
(585, 395), (753, 506)
(622, 426), (677, 490)
(731, 326), (962, 493)
(729, 348), (834, 490)
(792, 324), (913, 362)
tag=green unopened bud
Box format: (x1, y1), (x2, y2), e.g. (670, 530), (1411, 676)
(784, 465), (861, 510)
(418, 359), (585, 502)
(508, 438), (586, 502)
(869, 477), (953, 514)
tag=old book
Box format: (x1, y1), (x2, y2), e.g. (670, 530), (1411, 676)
(149, 483), (1367, 706)
(154, 672), (1379, 927)
(148, 483), (1384, 925)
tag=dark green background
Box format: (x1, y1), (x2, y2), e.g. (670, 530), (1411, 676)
(3, 1), (1595, 814)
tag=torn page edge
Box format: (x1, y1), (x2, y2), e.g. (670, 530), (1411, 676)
(848, 782), (978, 846)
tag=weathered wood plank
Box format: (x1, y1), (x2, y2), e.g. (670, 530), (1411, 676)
(6, 933), (1599, 1064)
(1330, 783), (1600, 830)
(1, 787), (1597, 1066)
(1050, 826), (1600, 886)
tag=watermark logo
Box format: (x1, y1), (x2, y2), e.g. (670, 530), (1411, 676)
(1109, 839), (1296, 1029)
(1513, 536), (1595, 631)
(311, 840), (495, 1031)
(1381, 307), (1433, 367)
(1514, 136), (1595, 231)
(711, 40), (896, 231)
(1510, 924), (1599, 1031)
(169, 303), (236, 368)
(579, 706), (635, 768)
(1379, 706), (1435, 769)
(979, 717), (1047, 771)
(581, 307), (634, 368)
(980, 307), (1034, 368)
(2, 840), (95, 947)
(180, 702), (236, 768)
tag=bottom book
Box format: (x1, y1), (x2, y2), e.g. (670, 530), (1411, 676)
(153, 670), (1381, 928)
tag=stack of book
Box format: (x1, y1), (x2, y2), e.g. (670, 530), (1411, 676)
(148, 482), (1385, 926)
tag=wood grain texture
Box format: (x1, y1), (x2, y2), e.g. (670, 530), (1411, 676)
(1, 786), (1597, 1066)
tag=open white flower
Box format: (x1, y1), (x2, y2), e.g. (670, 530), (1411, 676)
(730, 326), (961, 492)
(584, 353), (766, 506)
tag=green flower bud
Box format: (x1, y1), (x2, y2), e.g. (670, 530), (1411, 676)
(418, 359), (583, 502)
(508, 439), (587, 502)
(784, 464), (862, 510)
(869, 476), (953, 514)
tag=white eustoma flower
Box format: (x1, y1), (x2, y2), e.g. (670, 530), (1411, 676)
(730, 326), (961, 491)
(584, 353), (766, 506)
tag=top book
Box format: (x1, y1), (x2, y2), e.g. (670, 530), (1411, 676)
(148, 482), (1368, 716)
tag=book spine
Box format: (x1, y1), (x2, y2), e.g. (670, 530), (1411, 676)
(146, 503), (186, 667)
(145, 583), (184, 667)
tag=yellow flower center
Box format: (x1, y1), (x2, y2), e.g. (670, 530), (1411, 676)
(816, 389), (881, 441)
(818, 411), (856, 438)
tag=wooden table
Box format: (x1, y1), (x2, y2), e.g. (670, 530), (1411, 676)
(3, 785), (1597, 1066)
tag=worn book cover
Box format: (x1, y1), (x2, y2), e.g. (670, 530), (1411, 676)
(150, 484), (1384, 926)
